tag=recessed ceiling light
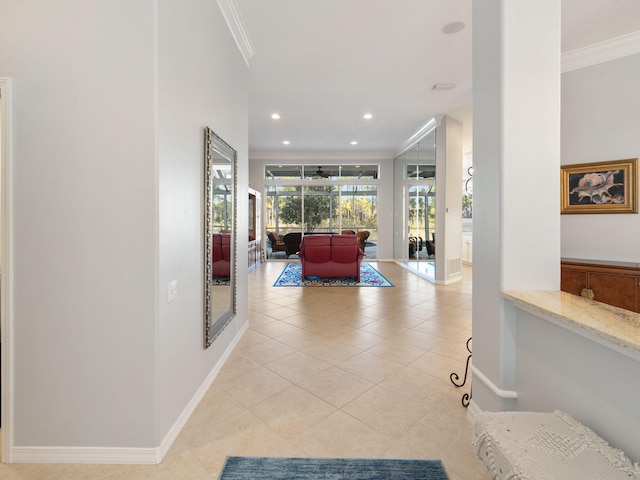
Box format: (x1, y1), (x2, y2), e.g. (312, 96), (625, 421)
(282, 140), (290, 145)
(363, 113), (373, 120)
(351, 141), (358, 145)
(442, 21), (465, 34)
(271, 113), (280, 120)
(431, 83), (456, 90)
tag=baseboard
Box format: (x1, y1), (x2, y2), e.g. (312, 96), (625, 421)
(8, 320), (249, 465)
(435, 276), (462, 286)
(466, 399), (483, 425)
(9, 446), (162, 465)
(157, 319), (249, 460)
(248, 261), (261, 273)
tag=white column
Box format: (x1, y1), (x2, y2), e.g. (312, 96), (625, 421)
(435, 115), (463, 284)
(472, 0), (561, 411)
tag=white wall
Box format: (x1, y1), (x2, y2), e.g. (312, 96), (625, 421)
(561, 53), (640, 263)
(513, 306), (640, 462)
(435, 115), (463, 284)
(1, 0), (158, 447)
(0, 0), (249, 455)
(157, 0), (248, 442)
(0, 93), (3, 273)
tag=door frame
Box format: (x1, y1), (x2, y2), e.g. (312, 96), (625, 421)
(0, 77), (15, 463)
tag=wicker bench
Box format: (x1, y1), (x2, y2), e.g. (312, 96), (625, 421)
(473, 410), (639, 479)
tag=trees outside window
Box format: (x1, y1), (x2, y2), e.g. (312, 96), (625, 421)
(279, 187), (335, 232)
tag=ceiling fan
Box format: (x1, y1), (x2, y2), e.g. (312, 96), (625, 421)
(408, 166), (436, 179)
(314, 166), (330, 178)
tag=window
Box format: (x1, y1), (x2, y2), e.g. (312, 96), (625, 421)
(264, 164), (379, 258)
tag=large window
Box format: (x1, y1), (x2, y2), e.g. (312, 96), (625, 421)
(341, 184), (377, 238)
(266, 186), (301, 236)
(264, 164), (379, 258)
(265, 165), (378, 181)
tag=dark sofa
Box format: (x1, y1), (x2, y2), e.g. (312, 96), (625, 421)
(212, 233), (231, 277)
(297, 234), (365, 281)
(282, 232), (303, 257)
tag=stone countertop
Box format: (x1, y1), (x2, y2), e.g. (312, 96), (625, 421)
(501, 290), (640, 358)
(561, 257), (640, 269)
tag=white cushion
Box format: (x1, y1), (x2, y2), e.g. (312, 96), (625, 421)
(473, 410), (639, 480)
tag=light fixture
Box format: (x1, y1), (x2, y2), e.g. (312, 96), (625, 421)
(271, 113), (280, 120)
(282, 140), (290, 145)
(351, 141), (358, 145)
(442, 21), (465, 34)
(431, 84), (456, 90)
(363, 113), (373, 120)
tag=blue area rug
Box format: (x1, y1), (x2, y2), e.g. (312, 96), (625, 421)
(273, 262), (394, 287)
(219, 456), (450, 479)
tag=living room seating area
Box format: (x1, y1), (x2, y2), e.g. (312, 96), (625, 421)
(297, 234), (365, 281)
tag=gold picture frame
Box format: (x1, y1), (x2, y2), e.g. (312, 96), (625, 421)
(561, 158), (638, 214)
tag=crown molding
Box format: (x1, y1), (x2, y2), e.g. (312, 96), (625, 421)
(395, 117), (438, 158)
(216, 0), (255, 67)
(562, 30), (640, 73)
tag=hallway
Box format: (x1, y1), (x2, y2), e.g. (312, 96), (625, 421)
(0, 261), (487, 479)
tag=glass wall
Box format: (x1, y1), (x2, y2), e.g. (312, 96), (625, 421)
(394, 127), (437, 276)
(264, 165), (379, 259)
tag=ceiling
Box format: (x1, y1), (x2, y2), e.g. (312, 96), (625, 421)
(236, 0), (640, 158)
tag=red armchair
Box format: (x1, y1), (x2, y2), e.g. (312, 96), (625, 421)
(212, 233), (231, 277)
(297, 234), (365, 281)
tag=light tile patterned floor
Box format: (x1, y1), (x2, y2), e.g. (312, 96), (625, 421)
(0, 261), (488, 480)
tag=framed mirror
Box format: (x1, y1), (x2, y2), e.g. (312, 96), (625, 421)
(204, 126), (237, 348)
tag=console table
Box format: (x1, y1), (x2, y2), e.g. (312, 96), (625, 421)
(561, 258), (640, 313)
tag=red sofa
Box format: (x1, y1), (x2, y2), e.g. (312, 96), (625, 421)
(297, 234), (365, 281)
(212, 233), (231, 277)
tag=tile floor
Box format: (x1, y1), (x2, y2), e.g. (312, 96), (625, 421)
(0, 261), (488, 480)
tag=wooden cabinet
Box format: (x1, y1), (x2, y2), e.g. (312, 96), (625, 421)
(561, 259), (640, 313)
(248, 188), (263, 271)
(248, 239), (262, 271)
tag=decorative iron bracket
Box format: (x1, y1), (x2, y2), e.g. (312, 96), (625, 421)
(450, 336), (472, 407)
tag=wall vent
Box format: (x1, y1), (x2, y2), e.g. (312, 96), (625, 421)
(447, 257), (462, 276)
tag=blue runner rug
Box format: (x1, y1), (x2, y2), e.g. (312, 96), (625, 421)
(219, 456), (450, 479)
(273, 262), (394, 287)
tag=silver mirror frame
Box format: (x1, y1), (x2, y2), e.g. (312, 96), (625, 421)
(204, 126), (237, 349)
